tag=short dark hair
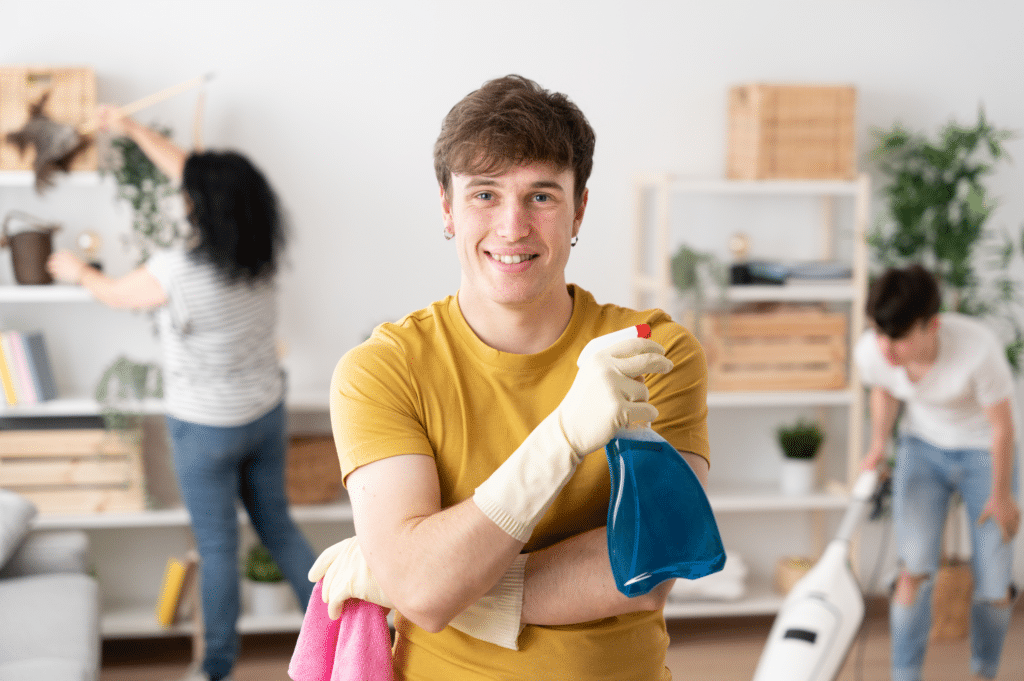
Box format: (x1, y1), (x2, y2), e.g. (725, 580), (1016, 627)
(433, 74), (596, 207)
(866, 264), (942, 338)
(182, 150), (286, 284)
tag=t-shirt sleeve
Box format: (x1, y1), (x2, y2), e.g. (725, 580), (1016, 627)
(974, 333), (1015, 407)
(649, 321), (710, 465)
(330, 333), (434, 484)
(144, 249), (175, 290)
(854, 330), (884, 387)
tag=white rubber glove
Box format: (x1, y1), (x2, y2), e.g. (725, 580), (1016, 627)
(309, 537), (393, 620)
(310, 536), (529, 650)
(473, 337), (672, 542)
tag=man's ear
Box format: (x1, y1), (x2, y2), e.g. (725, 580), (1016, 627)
(572, 188), (589, 236)
(440, 183), (454, 232)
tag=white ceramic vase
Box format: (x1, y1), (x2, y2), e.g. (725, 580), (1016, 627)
(247, 580), (291, 617)
(780, 458), (816, 496)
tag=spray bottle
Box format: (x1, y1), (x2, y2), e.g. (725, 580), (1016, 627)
(580, 325), (726, 597)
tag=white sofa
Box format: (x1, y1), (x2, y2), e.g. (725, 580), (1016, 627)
(0, 490), (101, 681)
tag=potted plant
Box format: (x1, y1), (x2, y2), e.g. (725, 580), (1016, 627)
(244, 543), (289, 617)
(102, 123), (186, 265)
(670, 244), (728, 340)
(775, 418), (824, 495)
(869, 109), (1024, 371)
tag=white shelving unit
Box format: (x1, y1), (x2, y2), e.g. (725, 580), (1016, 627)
(633, 173), (871, 619)
(1, 172), (345, 639)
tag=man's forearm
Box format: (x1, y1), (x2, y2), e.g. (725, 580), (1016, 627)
(521, 526), (670, 626)
(868, 387), (900, 453)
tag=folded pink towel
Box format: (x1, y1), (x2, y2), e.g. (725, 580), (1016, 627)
(289, 579), (395, 681)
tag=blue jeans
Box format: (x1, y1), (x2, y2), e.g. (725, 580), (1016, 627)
(890, 434), (1018, 681)
(167, 401), (317, 681)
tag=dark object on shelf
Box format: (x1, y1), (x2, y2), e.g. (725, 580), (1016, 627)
(730, 263), (752, 285)
(1, 210), (60, 285)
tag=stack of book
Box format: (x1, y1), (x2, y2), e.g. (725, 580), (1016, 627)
(0, 330), (58, 406)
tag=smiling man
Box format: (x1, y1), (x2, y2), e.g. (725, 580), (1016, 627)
(310, 75), (710, 680)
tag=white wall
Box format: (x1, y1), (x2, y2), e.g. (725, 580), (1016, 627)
(4, 0), (1023, 582)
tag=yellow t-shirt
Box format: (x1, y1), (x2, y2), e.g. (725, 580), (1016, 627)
(331, 285), (709, 681)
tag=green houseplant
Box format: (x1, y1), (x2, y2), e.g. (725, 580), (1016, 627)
(245, 543), (289, 617)
(869, 110), (1024, 370)
(103, 123), (186, 265)
(776, 418), (823, 496)
(776, 418), (824, 460)
(670, 244), (728, 340)
(94, 355), (163, 435)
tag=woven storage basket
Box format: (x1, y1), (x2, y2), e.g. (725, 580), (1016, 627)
(930, 558), (972, 640)
(774, 555), (813, 595)
(727, 83), (856, 180)
(286, 435), (342, 505)
(0, 66), (97, 171)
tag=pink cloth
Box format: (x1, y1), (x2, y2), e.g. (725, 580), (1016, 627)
(289, 579), (395, 681)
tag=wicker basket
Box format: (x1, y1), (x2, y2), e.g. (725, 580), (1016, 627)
(930, 558), (972, 640)
(727, 83), (856, 180)
(774, 555), (813, 595)
(0, 66), (97, 171)
(699, 304), (848, 391)
(286, 435), (342, 505)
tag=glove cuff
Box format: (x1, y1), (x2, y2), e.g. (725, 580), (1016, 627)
(449, 553), (528, 650)
(473, 414), (578, 542)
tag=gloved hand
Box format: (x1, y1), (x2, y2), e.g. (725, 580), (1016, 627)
(310, 536), (530, 650)
(309, 537), (393, 620)
(474, 336), (672, 542)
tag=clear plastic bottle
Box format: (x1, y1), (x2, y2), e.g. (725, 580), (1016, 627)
(580, 326), (726, 597)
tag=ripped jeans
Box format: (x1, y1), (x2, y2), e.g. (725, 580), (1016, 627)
(890, 434), (1018, 681)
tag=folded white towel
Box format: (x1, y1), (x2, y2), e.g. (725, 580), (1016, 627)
(668, 549), (748, 602)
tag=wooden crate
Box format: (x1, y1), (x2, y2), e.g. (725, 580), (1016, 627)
(0, 428), (146, 514)
(699, 306), (848, 391)
(0, 66), (97, 171)
(727, 83), (856, 180)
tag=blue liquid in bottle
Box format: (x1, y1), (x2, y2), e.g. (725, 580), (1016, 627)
(605, 425), (726, 597)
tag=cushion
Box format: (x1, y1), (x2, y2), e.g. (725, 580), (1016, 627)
(0, 530), (89, 578)
(0, 489), (38, 569)
(0, 573), (100, 669)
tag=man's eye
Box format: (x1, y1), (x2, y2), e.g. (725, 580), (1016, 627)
(475, 191), (493, 200)
(533, 193), (550, 202)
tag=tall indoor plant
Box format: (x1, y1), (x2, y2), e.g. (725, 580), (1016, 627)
(869, 109), (1023, 370)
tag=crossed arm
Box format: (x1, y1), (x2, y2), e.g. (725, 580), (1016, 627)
(346, 449), (708, 633)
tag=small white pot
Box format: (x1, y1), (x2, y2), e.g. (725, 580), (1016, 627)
(780, 458), (816, 496)
(247, 580), (291, 617)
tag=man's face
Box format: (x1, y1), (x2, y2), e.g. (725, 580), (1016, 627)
(875, 318), (936, 367)
(441, 161), (587, 311)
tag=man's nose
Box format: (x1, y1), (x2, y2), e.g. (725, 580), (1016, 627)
(495, 202), (531, 240)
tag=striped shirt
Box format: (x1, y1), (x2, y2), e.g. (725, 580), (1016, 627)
(146, 248), (285, 427)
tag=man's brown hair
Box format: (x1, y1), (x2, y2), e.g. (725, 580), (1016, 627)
(433, 74), (596, 207)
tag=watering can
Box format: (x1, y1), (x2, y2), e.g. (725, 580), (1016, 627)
(1, 210), (61, 285)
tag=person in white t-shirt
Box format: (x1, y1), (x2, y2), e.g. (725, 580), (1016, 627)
(855, 264), (1020, 681)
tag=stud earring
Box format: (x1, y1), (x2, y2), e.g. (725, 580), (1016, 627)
(444, 228), (454, 241)
(570, 235), (579, 247)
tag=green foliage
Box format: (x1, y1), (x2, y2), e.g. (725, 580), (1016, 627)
(869, 110), (1023, 370)
(670, 244), (727, 338)
(94, 355), (163, 432)
(776, 419), (824, 459)
(245, 544), (284, 583)
(104, 124), (186, 264)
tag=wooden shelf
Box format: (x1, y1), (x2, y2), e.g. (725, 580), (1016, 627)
(665, 577), (783, 619)
(32, 501), (352, 530)
(0, 170), (101, 187)
(707, 482), (849, 513)
(0, 285), (93, 303)
(635, 175), (862, 196)
(707, 390), (853, 408)
(101, 604), (307, 639)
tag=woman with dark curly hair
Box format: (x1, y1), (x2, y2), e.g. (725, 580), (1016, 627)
(48, 107), (316, 681)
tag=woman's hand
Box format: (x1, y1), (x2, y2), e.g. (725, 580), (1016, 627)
(47, 251), (88, 285)
(94, 104), (131, 135)
(979, 492), (1021, 543)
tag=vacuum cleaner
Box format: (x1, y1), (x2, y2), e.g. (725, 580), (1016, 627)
(751, 469), (881, 681)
